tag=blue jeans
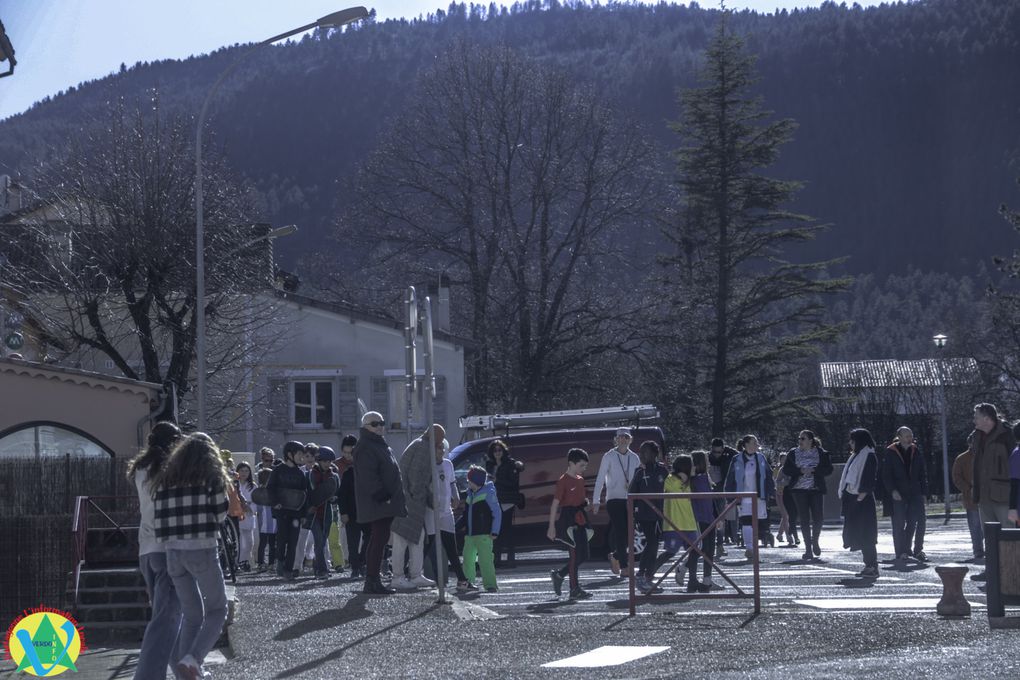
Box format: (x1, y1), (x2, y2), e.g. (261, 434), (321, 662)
(310, 516), (333, 576)
(966, 507), (985, 557)
(891, 495), (926, 557)
(167, 547), (227, 668)
(135, 552), (182, 679)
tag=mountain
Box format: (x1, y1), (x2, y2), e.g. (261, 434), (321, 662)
(0, 0), (1018, 275)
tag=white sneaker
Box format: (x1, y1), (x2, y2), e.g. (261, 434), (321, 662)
(409, 574), (435, 587)
(390, 576), (414, 590)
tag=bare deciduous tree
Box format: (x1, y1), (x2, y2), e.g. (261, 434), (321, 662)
(0, 97), (286, 428)
(331, 43), (657, 411)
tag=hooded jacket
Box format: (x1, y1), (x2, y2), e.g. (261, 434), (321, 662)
(465, 480), (502, 536)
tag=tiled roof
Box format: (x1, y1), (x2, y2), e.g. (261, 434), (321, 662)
(820, 358), (979, 389)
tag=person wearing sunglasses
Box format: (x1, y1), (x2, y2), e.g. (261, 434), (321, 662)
(353, 412), (407, 594)
(782, 430), (833, 562)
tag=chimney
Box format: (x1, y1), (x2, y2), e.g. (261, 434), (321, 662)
(426, 273), (451, 332)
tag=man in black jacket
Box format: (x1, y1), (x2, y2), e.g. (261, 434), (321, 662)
(353, 412), (407, 594)
(883, 426), (929, 564)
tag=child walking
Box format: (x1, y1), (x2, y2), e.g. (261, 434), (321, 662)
(153, 432), (230, 680)
(255, 468), (277, 573)
(547, 448), (593, 600)
(128, 421), (182, 680)
(659, 454), (708, 593)
(628, 441), (669, 594)
(235, 462), (257, 572)
(462, 466), (501, 591)
(725, 435), (776, 561)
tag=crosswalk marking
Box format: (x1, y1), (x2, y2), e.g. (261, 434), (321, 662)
(542, 645), (670, 668)
(795, 597), (986, 610)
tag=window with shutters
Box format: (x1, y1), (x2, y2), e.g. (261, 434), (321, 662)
(292, 380), (334, 429)
(337, 376), (359, 430)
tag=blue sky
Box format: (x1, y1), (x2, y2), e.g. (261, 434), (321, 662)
(0, 1), (886, 121)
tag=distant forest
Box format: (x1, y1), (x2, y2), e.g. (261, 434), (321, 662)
(0, 0), (1017, 277)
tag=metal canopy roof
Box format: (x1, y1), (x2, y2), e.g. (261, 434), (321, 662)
(820, 358), (979, 389)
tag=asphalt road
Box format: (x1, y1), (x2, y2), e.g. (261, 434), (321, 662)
(210, 518), (1020, 679)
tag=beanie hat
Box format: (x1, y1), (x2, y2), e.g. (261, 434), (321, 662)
(317, 446), (337, 462)
(467, 467), (487, 488)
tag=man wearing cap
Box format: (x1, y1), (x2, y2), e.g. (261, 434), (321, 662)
(592, 428), (641, 575)
(267, 441), (312, 580)
(309, 447), (341, 580)
(353, 412), (407, 595)
(390, 424), (446, 589)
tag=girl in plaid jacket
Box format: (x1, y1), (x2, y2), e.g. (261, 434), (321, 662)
(153, 432), (230, 680)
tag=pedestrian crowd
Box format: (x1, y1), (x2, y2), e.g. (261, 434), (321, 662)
(126, 402), (1020, 678)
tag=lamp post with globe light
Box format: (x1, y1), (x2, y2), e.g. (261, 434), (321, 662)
(933, 333), (951, 524)
(195, 8), (368, 430)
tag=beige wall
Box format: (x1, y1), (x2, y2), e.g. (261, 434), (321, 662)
(0, 359), (160, 458)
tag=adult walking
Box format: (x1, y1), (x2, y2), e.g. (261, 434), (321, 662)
(353, 411), (407, 595)
(128, 421), (182, 680)
(592, 428), (641, 575)
(951, 433), (984, 561)
(485, 440), (525, 568)
(267, 441), (311, 580)
(971, 403), (1016, 526)
(883, 426), (929, 565)
(839, 428), (881, 578)
(390, 425), (445, 589)
(709, 437), (739, 553)
(783, 430), (833, 561)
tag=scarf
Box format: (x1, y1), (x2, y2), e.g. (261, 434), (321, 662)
(838, 446), (873, 498)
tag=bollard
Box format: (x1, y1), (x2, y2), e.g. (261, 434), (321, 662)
(935, 563), (971, 617)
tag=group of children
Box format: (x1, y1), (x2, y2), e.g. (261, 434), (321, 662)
(546, 434), (779, 599)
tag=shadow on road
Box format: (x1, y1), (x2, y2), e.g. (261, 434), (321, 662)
(274, 600), (441, 678)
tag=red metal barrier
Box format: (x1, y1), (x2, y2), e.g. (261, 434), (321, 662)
(627, 491), (761, 617)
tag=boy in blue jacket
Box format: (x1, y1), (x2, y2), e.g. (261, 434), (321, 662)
(463, 466), (502, 591)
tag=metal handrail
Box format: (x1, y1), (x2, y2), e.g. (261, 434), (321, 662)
(69, 495), (140, 607)
(626, 491), (761, 617)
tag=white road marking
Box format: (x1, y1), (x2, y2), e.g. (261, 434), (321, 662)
(795, 597), (986, 610)
(542, 645), (670, 668)
(450, 599), (503, 620)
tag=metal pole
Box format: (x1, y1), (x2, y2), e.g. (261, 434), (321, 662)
(423, 296), (445, 604)
(194, 13), (364, 430)
(628, 496), (636, 616)
(405, 287), (417, 432)
(939, 361), (951, 525)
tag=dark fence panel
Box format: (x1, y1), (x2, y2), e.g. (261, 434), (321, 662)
(0, 455), (130, 516)
(0, 515), (73, 624)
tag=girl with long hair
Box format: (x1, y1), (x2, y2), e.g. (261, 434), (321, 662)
(782, 430), (833, 561)
(839, 428), (881, 578)
(128, 421), (182, 680)
(153, 432), (230, 680)
(235, 462), (257, 572)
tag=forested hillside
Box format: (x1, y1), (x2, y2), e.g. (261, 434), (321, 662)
(0, 0), (1017, 275)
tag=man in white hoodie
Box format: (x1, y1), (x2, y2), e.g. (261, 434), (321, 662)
(592, 428), (641, 575)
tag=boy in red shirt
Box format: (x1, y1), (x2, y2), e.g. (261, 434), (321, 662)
(547, 448), (593, 599)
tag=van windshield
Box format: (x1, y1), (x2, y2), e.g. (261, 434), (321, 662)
(451, 446), (488, 495)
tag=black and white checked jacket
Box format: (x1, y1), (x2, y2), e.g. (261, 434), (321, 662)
(154, 480), (229, 542)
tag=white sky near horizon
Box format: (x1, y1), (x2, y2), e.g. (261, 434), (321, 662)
(0, 0), (888, 122)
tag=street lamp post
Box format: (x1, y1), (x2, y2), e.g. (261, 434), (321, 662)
(195, 7), (368, 431)
(933, 333), (951, 524)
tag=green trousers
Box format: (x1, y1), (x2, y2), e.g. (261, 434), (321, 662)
(462, 534), (497, 588)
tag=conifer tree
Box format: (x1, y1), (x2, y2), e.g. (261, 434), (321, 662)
(661, 14), (849, 437)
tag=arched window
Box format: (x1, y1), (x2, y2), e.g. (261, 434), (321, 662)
(0, 422), (114, 458)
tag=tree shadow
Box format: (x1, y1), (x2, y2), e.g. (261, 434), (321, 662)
(274, 593), (373, 642)
(525, 598), (580, 615)
(274, 602), (441, 678)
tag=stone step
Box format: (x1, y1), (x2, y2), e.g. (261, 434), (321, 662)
(80, 621), (146, 647)
(77, 586), (149, 606)
(75, 601), (150, 623)
(77, 567), (145, 589)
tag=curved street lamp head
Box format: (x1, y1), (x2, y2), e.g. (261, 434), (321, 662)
(317, 7), (370, 28)
(933, 333), (948, 348)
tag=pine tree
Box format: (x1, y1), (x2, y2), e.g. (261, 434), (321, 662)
(661, 14), (850, 437)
